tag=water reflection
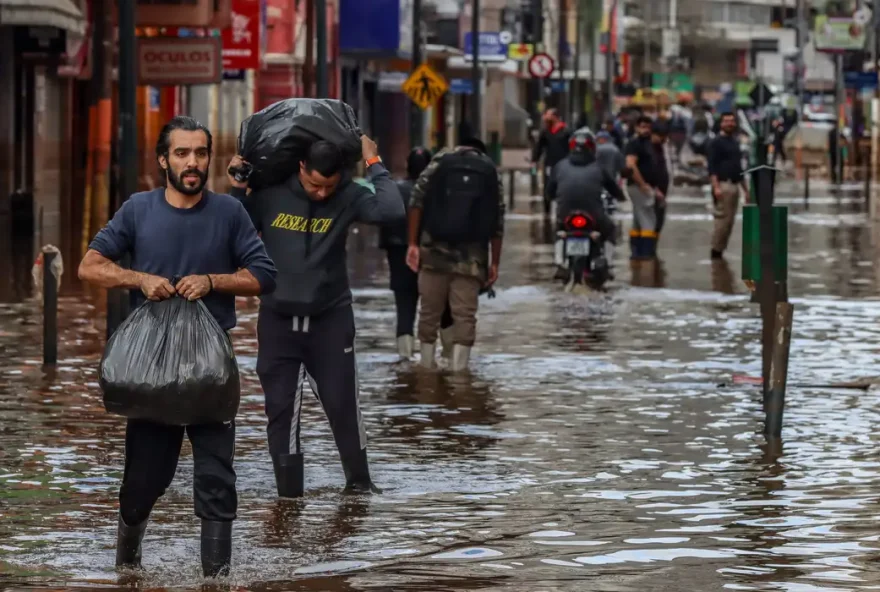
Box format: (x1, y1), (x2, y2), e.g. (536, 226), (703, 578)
(4, 183), (880, 590)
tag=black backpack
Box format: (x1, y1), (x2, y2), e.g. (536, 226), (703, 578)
(424, 150), (500, 244)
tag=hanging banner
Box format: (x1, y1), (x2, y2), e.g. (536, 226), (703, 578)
(221, 0), (260, 70)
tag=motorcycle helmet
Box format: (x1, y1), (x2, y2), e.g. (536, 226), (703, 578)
(569, 126), (596, 155)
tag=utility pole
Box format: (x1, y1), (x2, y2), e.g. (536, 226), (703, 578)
(315, 0), (328, 97)
(795, 0), (807, 116)
(111, 0), (138, 335)
(471, 0), (481, 138)
(304, 0), (314, 96)
(572, 0), (582, 122)
(532, 0), (544, 121)
(588, 0), (595, 124)
(605, 0), (617, 117)
(410, 0), (423, 147)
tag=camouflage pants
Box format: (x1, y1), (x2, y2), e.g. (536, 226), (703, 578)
(418, 270), (482, 347)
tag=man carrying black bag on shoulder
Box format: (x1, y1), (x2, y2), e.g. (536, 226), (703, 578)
(78, 116), (277, 577)
(227, 134), (404, 498)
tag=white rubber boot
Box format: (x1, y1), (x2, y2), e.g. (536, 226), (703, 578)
(397, 335), (414, 359)
(554, 239), (565, 266)
(439, 326), (455, 359)
(451, 345), (472, 372)
(419, 342), (436, 368)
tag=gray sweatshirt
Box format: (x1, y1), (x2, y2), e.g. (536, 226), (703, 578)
(232, 163), (404, 317)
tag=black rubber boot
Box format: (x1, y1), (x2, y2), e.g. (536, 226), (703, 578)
(342, 448), (381, 494)
(115, 515), (148, 569)
(272, 452), (304, 498)
(200, 520), (232, 578)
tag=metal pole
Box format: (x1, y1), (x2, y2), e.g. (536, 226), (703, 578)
(756, 167), (777, 396)
(605, 0), (616, 117)
(795, 0), (806, 116)
(109, 0), (137, 338)
(533, 0), (544, 120)
(42, 250), (58, 366)
(765, 301), (794, 438)
(572, 0), (582, 122)
(315, 0), (328, 97)
(471, 0), (481, 138)
(587, 3), (595, 124)
(410, 0), (423, 147)
(804, 165), (809, 208)
(835, 53), (844, 184)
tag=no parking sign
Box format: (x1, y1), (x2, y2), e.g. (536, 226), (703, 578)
(528, 53), (555, 79)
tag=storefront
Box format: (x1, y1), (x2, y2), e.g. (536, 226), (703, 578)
(0, 0), (86, 301)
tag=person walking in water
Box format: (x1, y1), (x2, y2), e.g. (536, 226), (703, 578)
(379, 147), (454, 359)
(407, 138), (505, 371)
(706, 111), (749, 259)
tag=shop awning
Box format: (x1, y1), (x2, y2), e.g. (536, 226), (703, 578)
(0, 0), (86, 35)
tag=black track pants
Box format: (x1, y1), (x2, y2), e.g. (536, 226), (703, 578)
(119, 419), (237, 526)
(256, 305), (368, 480)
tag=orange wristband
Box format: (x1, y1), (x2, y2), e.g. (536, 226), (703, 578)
(365, 156), (382, 167)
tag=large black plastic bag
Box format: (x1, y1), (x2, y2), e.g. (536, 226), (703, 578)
(100, 297), (241, 426)
(237, 98), (362, 190)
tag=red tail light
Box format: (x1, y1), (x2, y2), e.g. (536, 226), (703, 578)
(570, 215), (588, 229)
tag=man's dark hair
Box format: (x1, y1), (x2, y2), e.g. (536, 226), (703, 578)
(636, 115), (653, 127)
(720, 111), (736, 121)
(651, 120), (669, 136)
(155, 115), (213, 160)
(407, 146), (432, 179)
(545, 107), (559, 117)
(460, 137), (488, 154)
(303, 140), (344, 177)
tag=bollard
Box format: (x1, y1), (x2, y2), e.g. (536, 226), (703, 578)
(43, 251), (59, 366)
(508, 169), (515, 210)
(804, 166), (809, 209)
(764, 302), (794, 437)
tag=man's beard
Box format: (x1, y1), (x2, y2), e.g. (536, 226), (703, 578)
(168, 166), (208, 196)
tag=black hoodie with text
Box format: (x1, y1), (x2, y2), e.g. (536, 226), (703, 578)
(232, 163), (405, 317)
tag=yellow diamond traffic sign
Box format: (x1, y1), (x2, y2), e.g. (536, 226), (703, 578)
(402, 63), (448, 110)
(508, 43), (534, 61)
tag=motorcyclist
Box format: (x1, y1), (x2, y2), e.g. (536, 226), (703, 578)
(547, 127), (626, 279)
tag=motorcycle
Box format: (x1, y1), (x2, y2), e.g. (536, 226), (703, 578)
(556, 210), (611, 290)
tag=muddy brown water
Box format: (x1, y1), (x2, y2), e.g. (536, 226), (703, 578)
(3, 185), (880, 591)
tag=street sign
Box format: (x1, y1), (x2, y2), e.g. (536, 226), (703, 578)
(750, 38), (779, 53)
(138, 37), (222, 86)
(844, 70), (878, 90)
(402, 63), (449, 110)
(449, 78), (473, 94)
(661, 28), (680, 59)
(528, 52), (555, 78)
(748, 82), (774, 107)
(508, 43), (534, 61)
(463, 32), (508, 62)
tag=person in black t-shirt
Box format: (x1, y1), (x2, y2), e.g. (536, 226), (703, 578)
(624, 115), (664, 259)
(707, 112), (749, 259)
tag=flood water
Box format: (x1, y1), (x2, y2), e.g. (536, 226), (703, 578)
(4, 180), (880, 591)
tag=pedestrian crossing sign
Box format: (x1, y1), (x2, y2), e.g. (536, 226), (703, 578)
(402, 64), (448, 110)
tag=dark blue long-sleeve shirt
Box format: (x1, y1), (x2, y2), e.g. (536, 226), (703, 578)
(89, 188), (277, 330)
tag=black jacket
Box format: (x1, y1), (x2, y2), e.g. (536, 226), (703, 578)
(532, 124), (572, 168)
(233, 163), (405, 317)
(548, 153), (625, 217)
(379, 178), (414, 249)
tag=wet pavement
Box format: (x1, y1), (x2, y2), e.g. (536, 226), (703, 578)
(4, 180), (880, 591)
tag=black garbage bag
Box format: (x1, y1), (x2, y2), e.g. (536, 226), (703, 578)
(233, 98), (362, 190)
(100, 297), (241, 426)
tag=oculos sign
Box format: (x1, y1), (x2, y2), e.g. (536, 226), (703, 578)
(137, 38), (222, 86)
